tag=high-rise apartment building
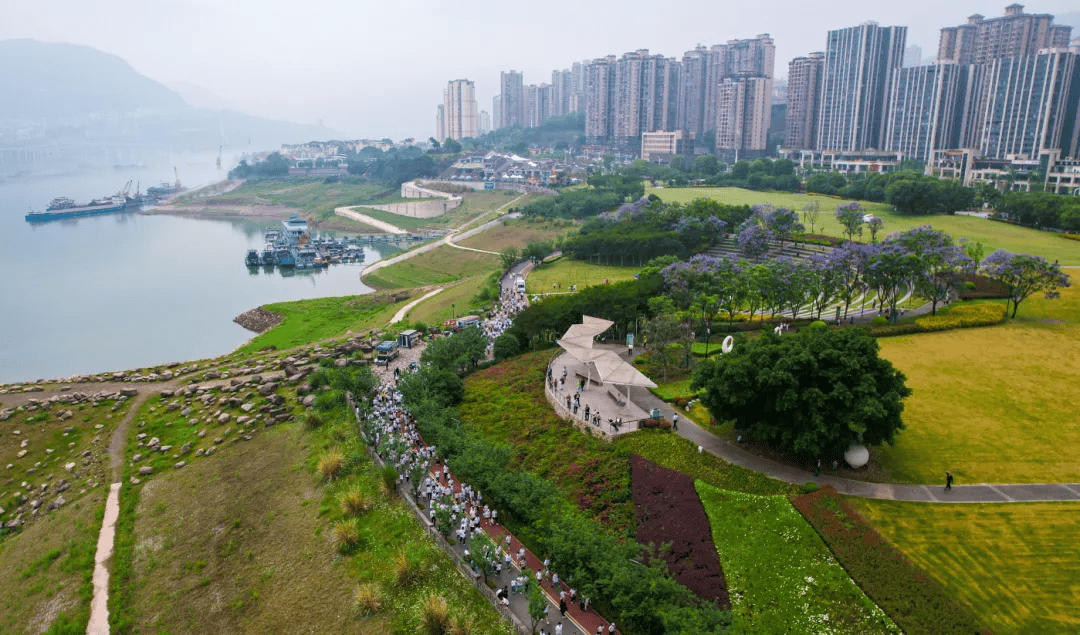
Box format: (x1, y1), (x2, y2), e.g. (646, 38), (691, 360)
(904, 45), (923, 67)
(525, 83), (554, 128)
(584, 56), (616, 140)
(962, 50), (1079, 160)
(499, 71), (525, 128)
(883, 63), (971, 161)
(715, 76), (773, 157)
(938, 5), (1073, 65)
(435, 104), (445, 142)
(785, 52), (825, 149)
(479, 110), (491, 135)
(441, 79), (478, 141)
(492, 95), (502, 131)
(677, 46), (711, 136)
(816, 22), (907, 152)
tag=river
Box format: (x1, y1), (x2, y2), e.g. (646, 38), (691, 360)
(0, 153), (399, 384)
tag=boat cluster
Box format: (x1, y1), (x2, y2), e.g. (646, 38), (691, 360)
(245, 227), (366, 269)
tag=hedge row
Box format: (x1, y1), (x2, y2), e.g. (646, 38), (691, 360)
(791, 487), (989, 635)
(914, 303), (1007, 331)
(398, 376), (735, 635)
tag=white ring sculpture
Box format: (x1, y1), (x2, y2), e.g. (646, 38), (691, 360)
(721, 335), (734, 354)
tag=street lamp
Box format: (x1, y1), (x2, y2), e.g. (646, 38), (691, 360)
(452, 303), (456, 320)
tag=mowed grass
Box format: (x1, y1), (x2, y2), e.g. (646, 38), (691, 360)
(404, 276), (493, 327)
(853, 499), (1080, 635)
(363, 244), (500, 289)
(648, 186), (1080, 264)
(128, 424), (368, 635)
(696, 483), (900, 634)
(235, 294), (408, 354)
(525, 259), (641, 294)
(457, 218), (573, 252)
(875, 272), (1080, 484)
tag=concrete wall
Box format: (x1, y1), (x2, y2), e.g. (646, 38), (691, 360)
(357, 180), (463, 218)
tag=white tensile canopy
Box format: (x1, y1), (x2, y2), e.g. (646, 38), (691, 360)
(556, 317), (655, 406)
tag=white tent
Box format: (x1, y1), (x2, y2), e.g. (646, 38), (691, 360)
(556, 317), (655, 409)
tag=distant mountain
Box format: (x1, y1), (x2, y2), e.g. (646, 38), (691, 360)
(166, 80), (237, 112)
(0, 39), (339, 160)
(0, 39), (190, 119)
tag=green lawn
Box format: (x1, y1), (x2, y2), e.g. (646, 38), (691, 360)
(235, 294), (407, 354)
(696, 483), (900, 634)
(853, 499), (1080, 635)
(873, 271), (1080, 484)
(525, 259), (641, 294)
(649, 186), (1080, 264)
(457, 218), (573, 252)
(363, 245), (500, 290)
(183, 178), (388, 215)
(404, 275), (493, 327)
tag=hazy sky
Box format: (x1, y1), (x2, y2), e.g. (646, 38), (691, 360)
(3, 0), (1078, 139)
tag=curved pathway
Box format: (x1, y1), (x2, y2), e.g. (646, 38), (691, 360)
(390, 287), (444, 324)
(622, 355), (1080, 504)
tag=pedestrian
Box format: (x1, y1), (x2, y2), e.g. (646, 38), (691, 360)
(814, 459), (821, 477)
(555, 622), (563, 635)
(609, 623), (616, 634)
(596, 627), (603, 635)
(559, 596), (567, 615)
(945, 471), (954, 491)
(552, 572), (559, 587)
(671, 413), (678, 430)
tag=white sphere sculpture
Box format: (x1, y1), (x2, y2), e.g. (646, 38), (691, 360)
(844, 443), (870, 468)
(721, 335), (734, 354)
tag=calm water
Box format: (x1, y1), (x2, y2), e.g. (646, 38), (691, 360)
(0, 155), (398, 384)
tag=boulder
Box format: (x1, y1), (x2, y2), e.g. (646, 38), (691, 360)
(180, 442), (191, 455)
(240, 403), (254, 412)
(174, 461), (186, 469)
(257, 383), (277, 396)
(218, 413), (230, 424)
(64, 462), (76, 472)
(48, 496), (65, 511)
(138, 466), (153, 476)
(303, 395), (315, 407)
(132, 454), (142, 462)
(120, 388), (138, 397)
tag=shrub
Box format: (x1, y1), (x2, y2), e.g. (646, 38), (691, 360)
(303, 412), (323, 430)
(354, 582), (382, 616)
(808, 320), (828, 329)
(332, 518), (360, 553)
(871, 316), (888, 326)
(450, 616), (475, 635)
(380, 465), (399, 497)
(915, 303), (1006, 332)
(421, 595), (451, 635)
(963, 281), (977, 290)
(318, 449), (344, 480)
(801, 481), (820, 494)
(339, 488), (373, 516)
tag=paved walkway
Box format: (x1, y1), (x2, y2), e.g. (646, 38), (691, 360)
(390, 287), (443, 324)
(334, 206), (409, 234)
(603, 342), (1080, 504)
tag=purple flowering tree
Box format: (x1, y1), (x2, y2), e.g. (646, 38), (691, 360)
(835, 202), (865, 241)
(980, 250), (1072, 318)
(826, 243), (871, 320)
(867, 216), (885, 243)
(737, 220), (773, 259)
(807, 252), (843, 319)
(888, 226), (974, 315)
(864, 243), (922, 323)
(762, 207), (806, 247)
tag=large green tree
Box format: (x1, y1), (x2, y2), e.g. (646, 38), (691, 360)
(420, 327), (488, 374)
(692, 328), (911, 459)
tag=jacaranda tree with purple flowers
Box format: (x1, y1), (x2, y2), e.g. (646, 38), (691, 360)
(980, 250), (1071, 318)
(835, 202), (865, 241)
(888, 226), (974, 315)
(864, 243), (922, 323)
(762, 207), (806, 247)
(737, 220), (773, 259)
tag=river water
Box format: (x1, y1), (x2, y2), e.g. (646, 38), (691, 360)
(0, 154), (399, 384)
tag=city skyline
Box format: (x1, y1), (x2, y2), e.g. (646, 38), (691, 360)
(3, 1), (1078, 139)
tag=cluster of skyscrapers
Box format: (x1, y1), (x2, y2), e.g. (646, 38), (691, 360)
(436, 4), (1080, 191)
(486, 35), (777, 159)
(784, 4), (1080, 186)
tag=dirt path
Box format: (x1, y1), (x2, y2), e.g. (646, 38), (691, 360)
(87, 483), (121, 635)
(390, 288), (444, 324)
(109, 392), (148, 482)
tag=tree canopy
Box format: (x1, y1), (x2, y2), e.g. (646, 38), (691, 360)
(692, 328), (911, 459)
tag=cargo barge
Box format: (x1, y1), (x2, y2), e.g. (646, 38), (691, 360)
(26, 196), (128, 223)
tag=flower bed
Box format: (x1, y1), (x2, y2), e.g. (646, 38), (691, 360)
(914, 302), (1006, 332)
(630, 455), (729, 607)
(697, 482), (901, 635)
(791, 487), (989, 635)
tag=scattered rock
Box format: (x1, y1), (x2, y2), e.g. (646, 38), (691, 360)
(138, 466), (153, 476)
(218, 413), (230, 423)
(240, 403), (254, 412)
(129, 477), (141, 485)
(48, 496), (65, 511)
(195, 449), (205, 457)
(180, 442), (191, 455)
(120, 388), (139, 397)
(159, 445), (172, 453)
(64, 462), (76, 472)
(17, 450), (27, 459)
(174, 461), (186, 469)
(302, 395), (315, 407)
(132, 454), (142, 462)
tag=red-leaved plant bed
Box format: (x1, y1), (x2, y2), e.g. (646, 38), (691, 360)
(792, 486), (991, 635)
(630, 454), (730, 608)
